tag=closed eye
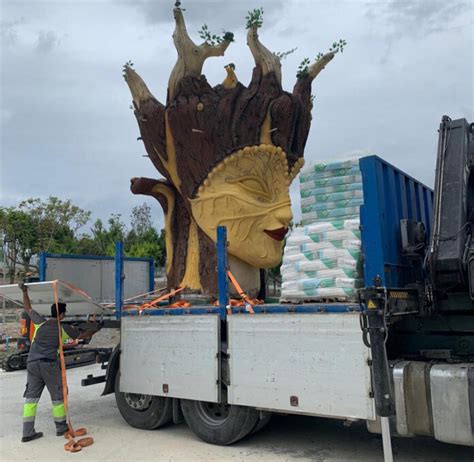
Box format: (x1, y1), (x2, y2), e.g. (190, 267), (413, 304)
(228, 176), (272, 201)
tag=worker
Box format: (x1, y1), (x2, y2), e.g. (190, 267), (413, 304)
(19, 283), (99, 443)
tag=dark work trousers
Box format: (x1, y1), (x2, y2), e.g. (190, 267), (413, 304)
(22, 360), (68, 438)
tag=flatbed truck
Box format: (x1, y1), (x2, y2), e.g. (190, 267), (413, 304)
(88, 117), (474, 460)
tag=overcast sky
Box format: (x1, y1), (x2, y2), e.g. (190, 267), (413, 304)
(1, 0), (473, 231)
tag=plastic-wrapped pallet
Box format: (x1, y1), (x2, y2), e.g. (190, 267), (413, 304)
(281, 159), (364, 302)
(299, 159), (363, 226)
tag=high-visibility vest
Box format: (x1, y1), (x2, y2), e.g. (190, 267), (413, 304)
(31, 320), (72, 352)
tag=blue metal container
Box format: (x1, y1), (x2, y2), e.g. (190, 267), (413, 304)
(39, 251), (155, 302)
(360, 155), (433, 288)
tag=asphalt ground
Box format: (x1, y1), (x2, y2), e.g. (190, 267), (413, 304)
(1, 364), (473, 461)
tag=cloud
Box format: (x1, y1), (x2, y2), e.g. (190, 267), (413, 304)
(128, 0), (284, 29)
(0, 18), (25, 46)
(36, 30), (60, 53)
(365, 0), (473, 65)
(366, 0), (471, 38)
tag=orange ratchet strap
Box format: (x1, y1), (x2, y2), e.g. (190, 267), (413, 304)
(103, 286), (167, 309)
(138, 287), (184, 314)
(226, 270), (256, 314)
(52, 281), (93, 453)
(168, 299), (191, 308)
(213, 298), (264, 307)
(60, 281), (94, 301)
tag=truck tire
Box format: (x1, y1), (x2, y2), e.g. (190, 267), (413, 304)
(115, 372), (172, 430)
(181, 399), (259, 445)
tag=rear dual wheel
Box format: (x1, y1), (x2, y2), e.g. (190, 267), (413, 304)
(115, 370), (270, 443)
(114, 372), (172, 430)
(181, 399), (260, 445)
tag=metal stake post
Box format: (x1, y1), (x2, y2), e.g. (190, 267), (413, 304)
(2, 241), (5, 324)
(216, 226), (229, 319)
(115, 241), (124, 320)
(39, 252), (47, 281)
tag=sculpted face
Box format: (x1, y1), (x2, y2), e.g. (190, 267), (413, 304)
(191, 144), (299, 268)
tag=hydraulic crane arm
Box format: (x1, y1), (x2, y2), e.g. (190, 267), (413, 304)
(427, 116), (474, 297)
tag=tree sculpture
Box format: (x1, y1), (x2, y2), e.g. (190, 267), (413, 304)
(125, 4), (342, 296)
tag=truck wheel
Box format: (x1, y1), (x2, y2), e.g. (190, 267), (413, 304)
(114, 372), (172, 430)
(251, 411), (272, 434)
(181, 399), (259, 445)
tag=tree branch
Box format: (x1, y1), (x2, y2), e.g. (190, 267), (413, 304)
(246, 24), (281, 84)
(123, 66), (158, 111)
(130, 177), (176, 276)
(307, 51), (335, 81)
(168, 8), (233, 101)
(201, 40), (232, 58)
(130, 177), (163, 197)
(172, 7), (195, 54)
(293, 51), (335, 99)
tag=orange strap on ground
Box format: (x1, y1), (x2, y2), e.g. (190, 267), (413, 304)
(52, 281), (94, 453)
(138, 287), (184, 314)
(226, 271), (255, 314)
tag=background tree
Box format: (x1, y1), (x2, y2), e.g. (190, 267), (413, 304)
(90, 214), (126, 256)
(0, 198), (172, 282)
(130, 203), (153, 238)
(0, 197), (90, 281)
(127, 204), (166, 266)
(0, 208), (37, 282)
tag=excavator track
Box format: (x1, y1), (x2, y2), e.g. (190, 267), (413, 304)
(1, 348), (112, 372)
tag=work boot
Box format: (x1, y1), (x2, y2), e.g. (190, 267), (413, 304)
(21, 431), (43, 443)
(56, 428), (68, 437)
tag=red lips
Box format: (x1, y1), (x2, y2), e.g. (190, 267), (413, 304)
(264, 227), (288, 241)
